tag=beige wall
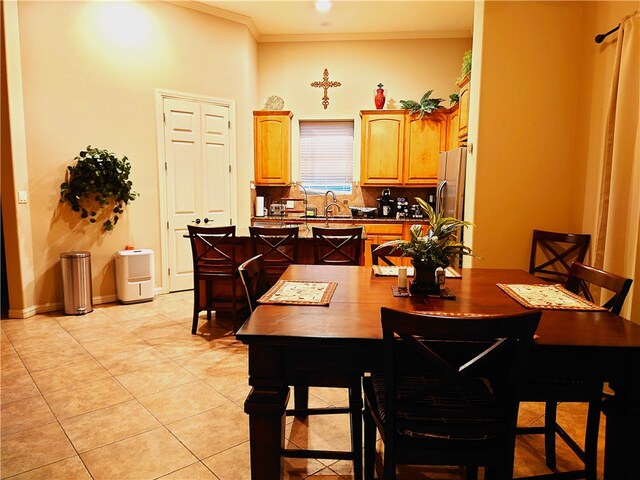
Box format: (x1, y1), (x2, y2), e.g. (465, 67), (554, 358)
(468, 1), (613, 270)
(258, 38), (472, 180)
(7, 0), (257, 313)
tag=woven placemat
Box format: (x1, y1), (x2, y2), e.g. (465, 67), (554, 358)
(257, 280), (337, 306)
(497, 283), (606, 311)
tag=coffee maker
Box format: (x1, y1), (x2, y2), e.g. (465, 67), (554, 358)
(377, 188), (395, 218)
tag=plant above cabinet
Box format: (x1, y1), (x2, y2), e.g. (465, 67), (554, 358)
(60, 145), (138, 231)
(399, 90), (446, 119)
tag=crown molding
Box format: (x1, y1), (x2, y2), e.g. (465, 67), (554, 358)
(258, 30), (472, 44)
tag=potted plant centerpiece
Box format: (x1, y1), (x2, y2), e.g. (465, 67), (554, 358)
(374, 198), (475, 294)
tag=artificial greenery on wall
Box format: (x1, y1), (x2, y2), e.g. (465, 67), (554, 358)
(60, 146), (138, 231)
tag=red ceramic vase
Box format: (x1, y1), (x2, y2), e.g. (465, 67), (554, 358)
(374, 83), (386, 109)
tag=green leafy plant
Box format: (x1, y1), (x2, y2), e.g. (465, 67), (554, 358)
(449, 93), (459, 105)
(399, 90), (445, 119)
(374, 198), (476, 268)
(458, 50), (472, 82)
(60, 146), (138, 231)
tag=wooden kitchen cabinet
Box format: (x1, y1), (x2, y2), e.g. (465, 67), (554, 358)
(457, 74), (470, 146)
(447, 103), (460, 150)
(360, 111), (405, 186)
(404, 111), (447, 185)
(360, 110), (445, 187)
(253, 111), (292, 185)
(363, 223), (404, 266)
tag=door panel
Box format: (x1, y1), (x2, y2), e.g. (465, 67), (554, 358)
(164, 98), (231, 291)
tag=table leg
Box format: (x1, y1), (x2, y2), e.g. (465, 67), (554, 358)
(602, 378), (640, 480)
(244, 386), (290, 480)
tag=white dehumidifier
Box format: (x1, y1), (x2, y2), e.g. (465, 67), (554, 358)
(115, 249), (154, 304)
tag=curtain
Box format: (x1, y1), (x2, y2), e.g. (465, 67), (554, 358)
(594, 11), (640, 321)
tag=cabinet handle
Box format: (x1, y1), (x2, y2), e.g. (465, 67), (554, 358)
(203, 218), (210, 224)
(193, 218), (201, 224)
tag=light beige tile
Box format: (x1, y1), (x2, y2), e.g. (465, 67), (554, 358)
(80, 334), (148, 357)
(147, 335), (214, 359)
(19, 344), (94, 373)
(10, 331), (80, 356)
(1, 317), (65, 341)
(7, 456), (92, 480)
(132, 322), (189, 341)
(115, 361), (198, 397)
(42, 377), (133, 419)
(138, 380), (228, 424)
(56, 310), (114, 332)
(30, 358), (112, 394)
(167, 401), (249, 459)
(285, 410), (352, 455)
(1, 349), (26, 375)
(1, 395), (56, 436)
(60, 399), (160, 452)
(80, 427), (197, 480)
(67, 323), (133, 343)
(1, 369), (40, 405)
(96, 345), (173, 376)
(159, 461), (218, 480)
(0, 422), (76, 478)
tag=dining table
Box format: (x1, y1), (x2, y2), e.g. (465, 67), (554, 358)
(235, 265), (640, 480)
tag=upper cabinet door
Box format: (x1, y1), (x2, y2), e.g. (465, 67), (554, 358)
(360, 111), (405, 186)
(254, 111), (292, 185)
(457, 74), (471, 145)
(404, 112), (447, 185)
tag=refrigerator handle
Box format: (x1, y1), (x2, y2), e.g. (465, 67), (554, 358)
(435, 180), (446, 215)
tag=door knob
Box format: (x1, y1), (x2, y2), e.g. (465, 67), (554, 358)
(203, 218), (210, 224)
(194, 218), (201, 224)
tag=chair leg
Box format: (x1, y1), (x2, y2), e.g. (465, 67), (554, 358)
(363, 407), (376, 480)
(544, 401), (557, 469)
(192, 283), (200, 334)
(383, 443), (396, 480)
(584, 400), (601, 480)
(464, 466), (478, 480)
(294, 385), (310, 416)
(349, 383), (363, 480)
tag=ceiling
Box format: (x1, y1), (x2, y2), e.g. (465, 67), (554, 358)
(186, 0), (475, 42)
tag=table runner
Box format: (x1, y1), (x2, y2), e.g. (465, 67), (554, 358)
(257, 280), (337, 306)
(497, 283), (607, 311)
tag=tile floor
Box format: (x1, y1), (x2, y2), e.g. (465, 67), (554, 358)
(1, 291), (605, 479)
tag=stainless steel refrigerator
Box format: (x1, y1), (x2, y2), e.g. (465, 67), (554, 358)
(436, 147), (467, 221)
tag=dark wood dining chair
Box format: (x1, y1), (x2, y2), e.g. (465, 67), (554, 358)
(312, 226), (363, 266)
(187, 225), (244, 335)
(519, 263), (632, 480)
(237, 253), (363, 479)
(248, 225), (299, 287)
(371, 243), (403, 266)
(238, 254), (269, 314)
(364, 308), (541, 480)
(529, 229), (591, 284)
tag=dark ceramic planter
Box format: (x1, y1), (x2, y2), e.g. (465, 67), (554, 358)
(409, 260), (440, 295)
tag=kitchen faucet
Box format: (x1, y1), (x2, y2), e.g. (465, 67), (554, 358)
(323, 190), (337, 212)
(324, 202), (341, 226)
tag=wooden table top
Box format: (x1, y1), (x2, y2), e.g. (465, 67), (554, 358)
(236, 265), (640, 350)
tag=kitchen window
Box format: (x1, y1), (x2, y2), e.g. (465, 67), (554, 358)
(299, 120), (354, 194)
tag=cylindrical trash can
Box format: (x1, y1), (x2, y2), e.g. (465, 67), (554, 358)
(60, 251), (93, 315)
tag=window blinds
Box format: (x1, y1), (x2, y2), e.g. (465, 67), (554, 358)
(299, 121), (354, 193)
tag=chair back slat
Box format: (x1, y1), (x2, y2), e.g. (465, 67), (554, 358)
(312, 226), (363, 266)
(529, 229), (590, 285)
(371, 243), (403, 266)
(565, 262), (632, 315)
(249, 226), (299, 285)
(188, 225), (238, 275)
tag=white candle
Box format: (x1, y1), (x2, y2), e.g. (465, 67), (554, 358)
(398, 267), (408, 289)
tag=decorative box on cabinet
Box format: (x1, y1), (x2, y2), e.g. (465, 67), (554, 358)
(253, 111), (292, 185)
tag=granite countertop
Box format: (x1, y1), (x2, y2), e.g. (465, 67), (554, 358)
(252, 215), (426, 224)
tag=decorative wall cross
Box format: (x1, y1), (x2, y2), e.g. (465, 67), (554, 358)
(310, 68), (341, 110)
